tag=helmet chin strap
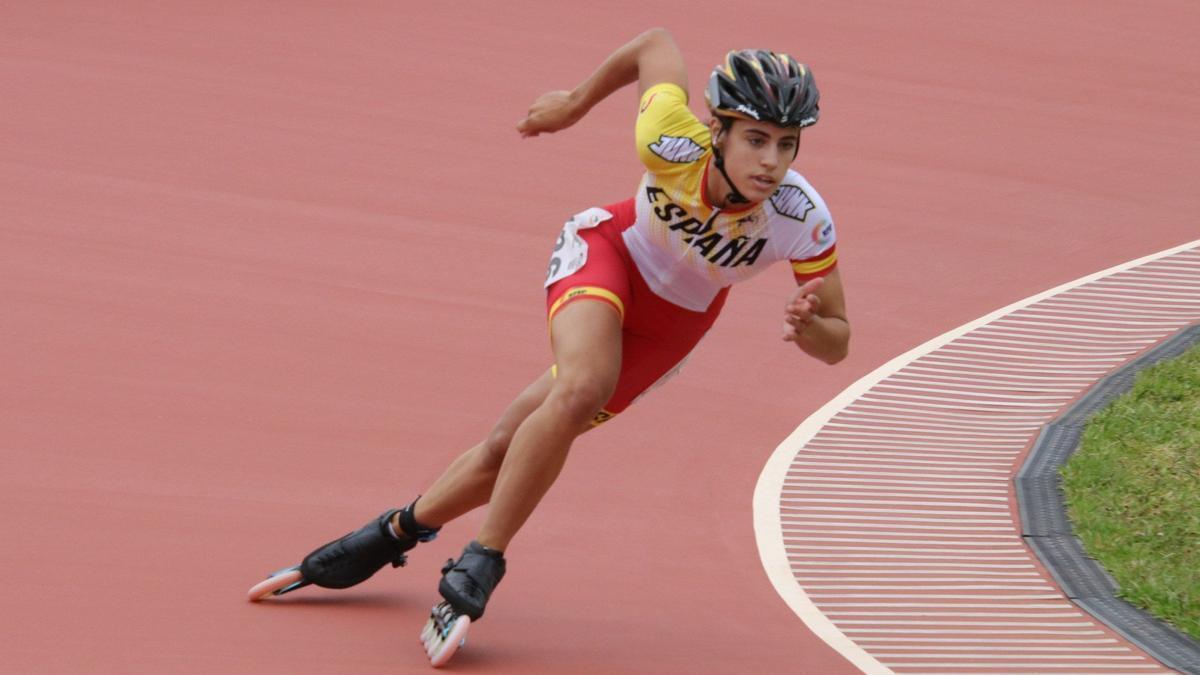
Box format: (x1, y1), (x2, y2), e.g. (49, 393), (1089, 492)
(711, 127), (749, 207)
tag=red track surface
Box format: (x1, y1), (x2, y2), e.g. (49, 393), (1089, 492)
(3, 3), (1197, 673)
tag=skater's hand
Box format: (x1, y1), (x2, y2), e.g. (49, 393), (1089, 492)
(517, 90), (586, 137)
(783, 277), (824, 342)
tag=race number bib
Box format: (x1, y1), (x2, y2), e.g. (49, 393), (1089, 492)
(544, 207), (612, 287)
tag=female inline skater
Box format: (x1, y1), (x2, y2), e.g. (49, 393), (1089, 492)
(250, 27), (849, 666)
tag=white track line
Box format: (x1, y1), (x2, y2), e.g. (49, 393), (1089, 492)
(753, 239), (1200, 675)
(849, 634), (1118, 638)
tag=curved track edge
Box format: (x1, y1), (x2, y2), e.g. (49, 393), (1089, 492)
(754, 239), (1200, 674)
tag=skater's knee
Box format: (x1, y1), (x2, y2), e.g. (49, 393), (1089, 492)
(477, 427), (512, 470)
(546, 377), (613, 427)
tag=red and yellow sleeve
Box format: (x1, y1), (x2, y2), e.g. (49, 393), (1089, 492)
(791, 244), (838, 283)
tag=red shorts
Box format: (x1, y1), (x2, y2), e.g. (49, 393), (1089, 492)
(545, 198), (729, 423)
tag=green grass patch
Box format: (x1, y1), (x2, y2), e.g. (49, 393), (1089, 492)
(1061, 341), (1200, 641)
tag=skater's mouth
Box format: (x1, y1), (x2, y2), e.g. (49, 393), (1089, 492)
(750, 175), (776, 190)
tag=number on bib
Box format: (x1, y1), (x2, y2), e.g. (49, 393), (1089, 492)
(544, 207), (613, 288)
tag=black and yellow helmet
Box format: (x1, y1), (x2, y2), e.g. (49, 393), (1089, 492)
(705, 50), (820, 128)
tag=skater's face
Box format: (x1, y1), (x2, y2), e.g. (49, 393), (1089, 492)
(708, 118), (800, 204)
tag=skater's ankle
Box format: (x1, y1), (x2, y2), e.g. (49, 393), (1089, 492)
(386, 515), (404, 539)
(389, 498), (441, 542)
(471, 536), (507, 555)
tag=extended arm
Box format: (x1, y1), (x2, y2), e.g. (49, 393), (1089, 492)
(516, 28), (687, 137)
(783, 270), (850, 365)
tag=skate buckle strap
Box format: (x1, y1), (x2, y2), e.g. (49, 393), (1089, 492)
(437, 541), (507, 620)
(441, 542), (504, 581)
(399, 500), (441, 543)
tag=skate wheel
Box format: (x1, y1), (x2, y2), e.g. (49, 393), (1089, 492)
(246, 567), (304, 602)
(421, 602), (471, 668)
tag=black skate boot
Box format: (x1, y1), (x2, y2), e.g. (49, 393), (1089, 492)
(420, 541), (506, 666)
(437, 540), (506, 620)
(248, 502), (440, 601)
(299, 505), (440, 589)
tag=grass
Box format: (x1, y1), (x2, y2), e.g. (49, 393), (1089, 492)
(1061, 342), (1200, 641)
